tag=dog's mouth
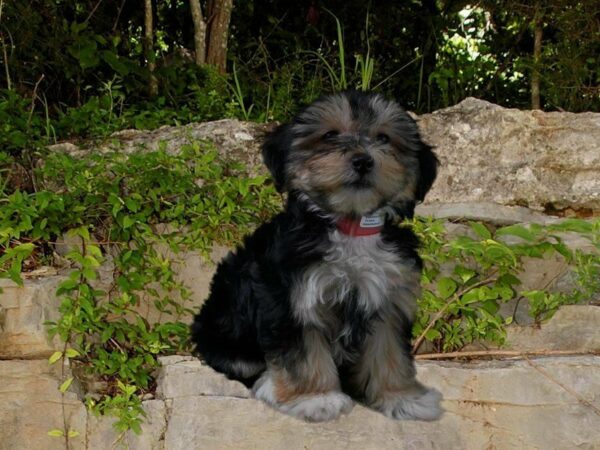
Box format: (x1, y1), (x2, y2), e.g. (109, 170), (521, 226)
(345, 177), (373, 189)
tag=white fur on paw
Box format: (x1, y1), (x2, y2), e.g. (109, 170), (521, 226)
(252, 372), (353, 422)
(283, 392), (354, 422)
(252, 372), (278, 405)
(377, 388), (443, 421)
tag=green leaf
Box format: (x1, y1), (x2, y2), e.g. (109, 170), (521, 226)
(65, 348), (80, 358)
(424, 328), (442, 341)
(123, 216), (135, 229)
(496, 224), (536, 241)
(82, 267), (97, 281)
(57, 278), (78, 293)
(481, 299), (500, 315)
(470, 222), (491, 239)
(59, 377), (74, 393)
(437, 277), (458, 299)
(125, 197), (140, 212)
(454, 265), (476, 283)
(48, 351), (63, 365)
(101, 51), (131, 76)
(68, 430), (80, 438)
(550, 219), (592, 234)
(48, 429), (64, 437)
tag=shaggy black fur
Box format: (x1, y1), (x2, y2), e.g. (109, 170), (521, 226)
(191, 193), (423, 386)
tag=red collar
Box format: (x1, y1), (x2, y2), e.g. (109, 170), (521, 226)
(336, 213), (385, 237)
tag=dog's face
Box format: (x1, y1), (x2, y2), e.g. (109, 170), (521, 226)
(263, 91), (438, 217)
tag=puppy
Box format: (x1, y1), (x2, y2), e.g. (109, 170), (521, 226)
(191, 91), (442, 422)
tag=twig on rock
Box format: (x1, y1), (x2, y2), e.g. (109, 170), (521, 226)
(415, 349), (600, 360)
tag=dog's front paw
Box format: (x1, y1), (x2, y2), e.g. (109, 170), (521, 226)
(253, 372), (353, 422)
(282, 391), (354, 422)
(373, 387), (443, 421)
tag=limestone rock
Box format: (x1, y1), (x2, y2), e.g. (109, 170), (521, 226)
(0, 360), (87, 450)
(504, 305), (600, 352)
(156, 356), (250, 399)
(417, 97), (600, 214)
(0, 277), (63, 358)
(136, 243), (230, 323)
(418, 356), (600, 450)
(415, 201), (562, 225)
(50, 119), (270, 176)
(158, 356), (600, 450)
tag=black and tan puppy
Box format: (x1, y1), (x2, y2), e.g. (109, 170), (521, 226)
(192, 91), (442, 422)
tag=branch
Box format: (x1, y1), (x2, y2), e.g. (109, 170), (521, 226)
(415, 349), (600, 360)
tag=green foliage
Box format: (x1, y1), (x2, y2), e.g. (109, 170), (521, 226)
(0, 90), (49, 154)
(1, 140), (281, 431)
(411, 217), (600, 353)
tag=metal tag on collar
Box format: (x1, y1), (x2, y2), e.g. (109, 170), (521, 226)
(337, 212), (384, 236)
(359, 213), (385, 228)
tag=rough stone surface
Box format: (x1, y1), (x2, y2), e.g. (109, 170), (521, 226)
(0, 360), (87, 450)
(504, 305), (600, 352)
(415, 201), (562, 225)
(0, 277), (63, 358)
(418, 357), (600, 450)
(155, 355), (250, 399)
(159, 355), (600, 450)
(2, 354), (599, 449)
(50, 119), (271, 176)
(135, 243), (230, 323)
(417, 98), (600, 213)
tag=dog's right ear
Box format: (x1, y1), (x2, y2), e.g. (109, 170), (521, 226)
(262, 124), (292, 192)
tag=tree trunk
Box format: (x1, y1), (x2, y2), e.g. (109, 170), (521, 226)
(144, 0), (158, 96)
(206, 0), (233, 74)
(189, 0), (207, 65)
(531, 3), (543, 110)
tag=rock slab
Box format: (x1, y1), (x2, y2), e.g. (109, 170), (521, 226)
(2, 354), (599, 449)
(417, 98), (600, 213)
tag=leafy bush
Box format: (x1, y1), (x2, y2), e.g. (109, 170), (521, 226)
(411, 218), (600, 353)
(0, 140), (280, 433)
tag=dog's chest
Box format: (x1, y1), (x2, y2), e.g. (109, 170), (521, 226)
(292, 230), (414, 329)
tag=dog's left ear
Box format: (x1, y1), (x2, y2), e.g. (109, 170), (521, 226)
(262, 124), (292, 192)
(393, 142), (438, 220)
(415, 142), (439, 203)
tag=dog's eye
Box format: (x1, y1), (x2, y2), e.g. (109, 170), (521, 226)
(322, 130), (339, 140)
(376, 133), (390, 144)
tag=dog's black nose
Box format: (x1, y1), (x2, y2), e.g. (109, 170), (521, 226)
(351, 153), (374, 175)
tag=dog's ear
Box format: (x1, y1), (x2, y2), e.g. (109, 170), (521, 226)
(262, 124), (292, 192)
(396, 141), (438, 219)
(415, 142), (438, 203)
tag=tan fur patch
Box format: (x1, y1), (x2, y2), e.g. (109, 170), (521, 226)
(273, 329), (339, 403)
(305, 153), (348, 191)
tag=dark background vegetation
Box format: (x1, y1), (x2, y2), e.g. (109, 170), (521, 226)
(1, 0), (599, 152)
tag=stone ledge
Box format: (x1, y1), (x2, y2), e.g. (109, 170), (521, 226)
(2, 355), (599, 449)
(415, 201), (562, 225)
(156, 355), (600, 450)
(156, 356), (250, 399)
